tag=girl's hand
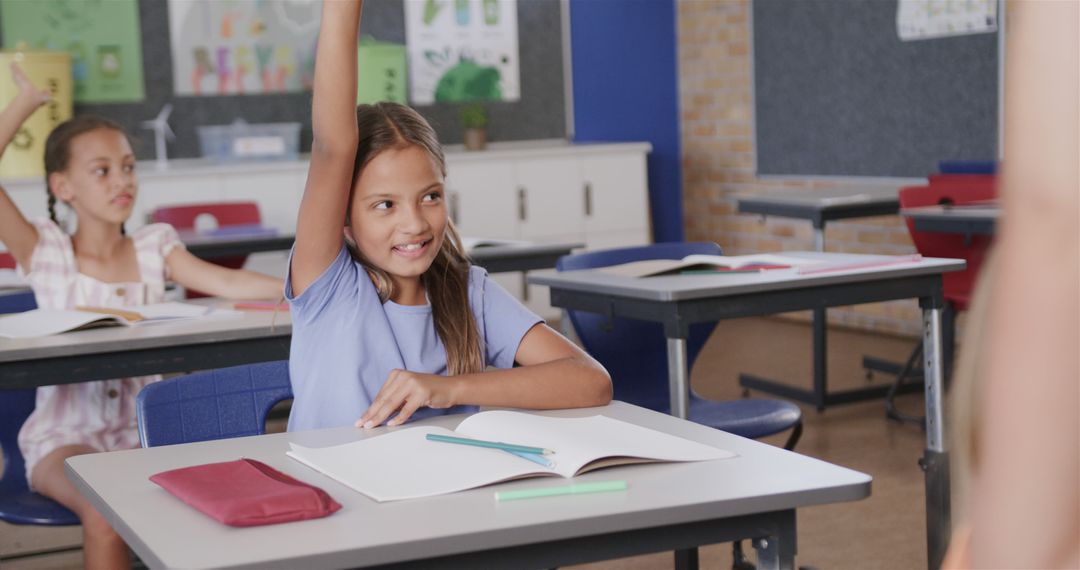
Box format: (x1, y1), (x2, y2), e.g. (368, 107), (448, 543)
(10, 62), (50, 107)
(357, 369), (458, 429)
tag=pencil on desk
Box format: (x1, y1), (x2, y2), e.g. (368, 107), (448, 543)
(425, 433), (554, 455)
(233, 301), (290, 311)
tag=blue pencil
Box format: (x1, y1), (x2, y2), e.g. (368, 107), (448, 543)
(503, 449), (555, 468)
(425, 433), (554, 455)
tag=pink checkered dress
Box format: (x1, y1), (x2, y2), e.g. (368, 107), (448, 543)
(17, 219), (183, 486)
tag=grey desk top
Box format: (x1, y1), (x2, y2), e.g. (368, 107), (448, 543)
(736, 186), (901, 224)
(0, 299), (291, 365)
(902, 205), (999, 235)
(528, 252), (965, 302)
(66, 401), (871, 570)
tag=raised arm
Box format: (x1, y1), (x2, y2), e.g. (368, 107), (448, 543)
(166, 248), (284, 300)
(0, 62), (51, 268)
(290, 0), (363, 295)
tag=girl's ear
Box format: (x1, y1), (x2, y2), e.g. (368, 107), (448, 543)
(47, 172), (73, 203)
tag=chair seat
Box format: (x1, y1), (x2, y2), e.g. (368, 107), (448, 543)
(0, 491), (79, 526)
(686, 396), (802, 440)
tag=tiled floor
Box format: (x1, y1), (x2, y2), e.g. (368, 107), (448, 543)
(2, 316), (934, 569)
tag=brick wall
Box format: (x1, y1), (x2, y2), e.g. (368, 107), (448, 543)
(677, 0), (923, 337)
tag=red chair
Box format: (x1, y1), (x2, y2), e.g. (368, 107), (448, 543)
(151, 202), (261, 297)
(887, 176), (996, 422)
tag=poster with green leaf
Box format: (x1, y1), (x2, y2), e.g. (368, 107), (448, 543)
(403, 0), (519, 104)
(0, 0), (146, 103)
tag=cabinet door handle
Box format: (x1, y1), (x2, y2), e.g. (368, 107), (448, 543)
(584, 182), (593, 217)
(517, 186), (527, 221)
(449, 190), (460, 225)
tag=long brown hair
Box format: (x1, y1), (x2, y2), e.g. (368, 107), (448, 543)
(348, 102), (483, 376)
(43, 115), (131, 234)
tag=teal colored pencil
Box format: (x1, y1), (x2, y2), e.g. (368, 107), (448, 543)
(425, 433), (554, 455)
(496, 480), (628, 501)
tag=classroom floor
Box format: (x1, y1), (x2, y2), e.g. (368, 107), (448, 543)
(2, 316), (932, 570)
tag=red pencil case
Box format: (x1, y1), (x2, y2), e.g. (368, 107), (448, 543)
(150, 458), (341, 527)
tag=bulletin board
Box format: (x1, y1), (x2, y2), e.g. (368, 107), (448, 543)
(0, 0), (567, 160)
(752, 0), (999, 178)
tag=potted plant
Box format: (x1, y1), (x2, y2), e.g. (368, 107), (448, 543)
(459, 103), (487, 151)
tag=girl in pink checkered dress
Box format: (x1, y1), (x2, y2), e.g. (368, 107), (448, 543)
(0, 62), (283, 569)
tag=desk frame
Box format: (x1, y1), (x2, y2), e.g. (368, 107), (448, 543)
(542, 270), (951, 569)
(67, 402), (871, 569)
(736, 194), (905, 410)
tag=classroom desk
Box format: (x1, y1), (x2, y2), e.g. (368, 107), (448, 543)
(902, 204), (999, 237)
(0, 301), (291, 391)
(65, 401), (871, 570)
(181, 231), (295, 259)
(528, 252), (964, 569)
(736, 188), (905, 410)
(181, 231), (582, 275)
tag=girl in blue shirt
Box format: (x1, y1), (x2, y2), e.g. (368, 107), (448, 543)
(287, 0), (612, 431)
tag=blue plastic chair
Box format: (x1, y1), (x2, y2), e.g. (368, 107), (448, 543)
(558, 242), (804, 570)
(557, 242), (803, 445)
(136, 361), (292, 448)
(0, 394), (80, 527)
(0, 290), (78, 529)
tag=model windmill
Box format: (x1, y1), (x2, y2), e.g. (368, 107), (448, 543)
(141, 103), (175, 171)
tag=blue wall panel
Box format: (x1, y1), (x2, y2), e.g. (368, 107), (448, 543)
(569, 0), (683, 242)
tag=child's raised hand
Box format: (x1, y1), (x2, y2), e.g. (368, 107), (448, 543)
(10, 62), (51, 106)
(356, 369), (458, 429)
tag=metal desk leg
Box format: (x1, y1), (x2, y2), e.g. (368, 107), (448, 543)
(666, 337), (690, 420)
(753, 509), (797, 570)
(921, 306), (950, 570)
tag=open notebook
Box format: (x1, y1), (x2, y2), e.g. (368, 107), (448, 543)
(0, 302), (235, 338)
(287, 411), (734, 502)
(597, 253), (822, 278)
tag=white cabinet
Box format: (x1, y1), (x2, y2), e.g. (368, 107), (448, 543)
(514, 156), (585, 242)
(444, 142), (652, 249)
(443, 160), (518, 239)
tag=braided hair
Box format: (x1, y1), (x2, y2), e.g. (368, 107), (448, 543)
(43, 116), (131, 234)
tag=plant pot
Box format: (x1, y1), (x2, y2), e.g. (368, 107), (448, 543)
(463, 128), (487, 151)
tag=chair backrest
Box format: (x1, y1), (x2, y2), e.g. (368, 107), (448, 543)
(900, 176), (996, 309)
(136, 360), (292, 447)
(556, 242), (722, 412)
(150, 202), (261, 230)
(0, 253), (37, 314)
(0, 390), (37, 494)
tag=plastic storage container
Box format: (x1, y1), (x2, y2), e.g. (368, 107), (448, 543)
(197, 120), (300, 162)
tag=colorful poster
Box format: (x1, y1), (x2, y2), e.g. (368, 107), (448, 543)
(897, 0), (998, 41)
(358, 38), (407, 105)
(167, 0), (321, 96)
(0, 0), (146, 103)
(404, 0), (520, 104)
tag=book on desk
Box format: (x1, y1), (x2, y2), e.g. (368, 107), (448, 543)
(0, 302), (238, 338)
(286, 410), (734, 502)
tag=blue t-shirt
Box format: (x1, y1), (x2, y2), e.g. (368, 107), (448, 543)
(285, 245), (542, 431)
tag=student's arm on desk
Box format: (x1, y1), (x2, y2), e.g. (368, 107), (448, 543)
(359, 323), (613, 428)
(166, 248), (283, 299)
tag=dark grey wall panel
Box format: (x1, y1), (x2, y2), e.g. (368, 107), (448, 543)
(753, 0), (998, 178)
(0, 0), (565, 160)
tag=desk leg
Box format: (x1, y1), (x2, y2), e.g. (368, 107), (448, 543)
(753, 509), (797, 570)
(666, 337), (690, 420)
(921, 306), (950, 569)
